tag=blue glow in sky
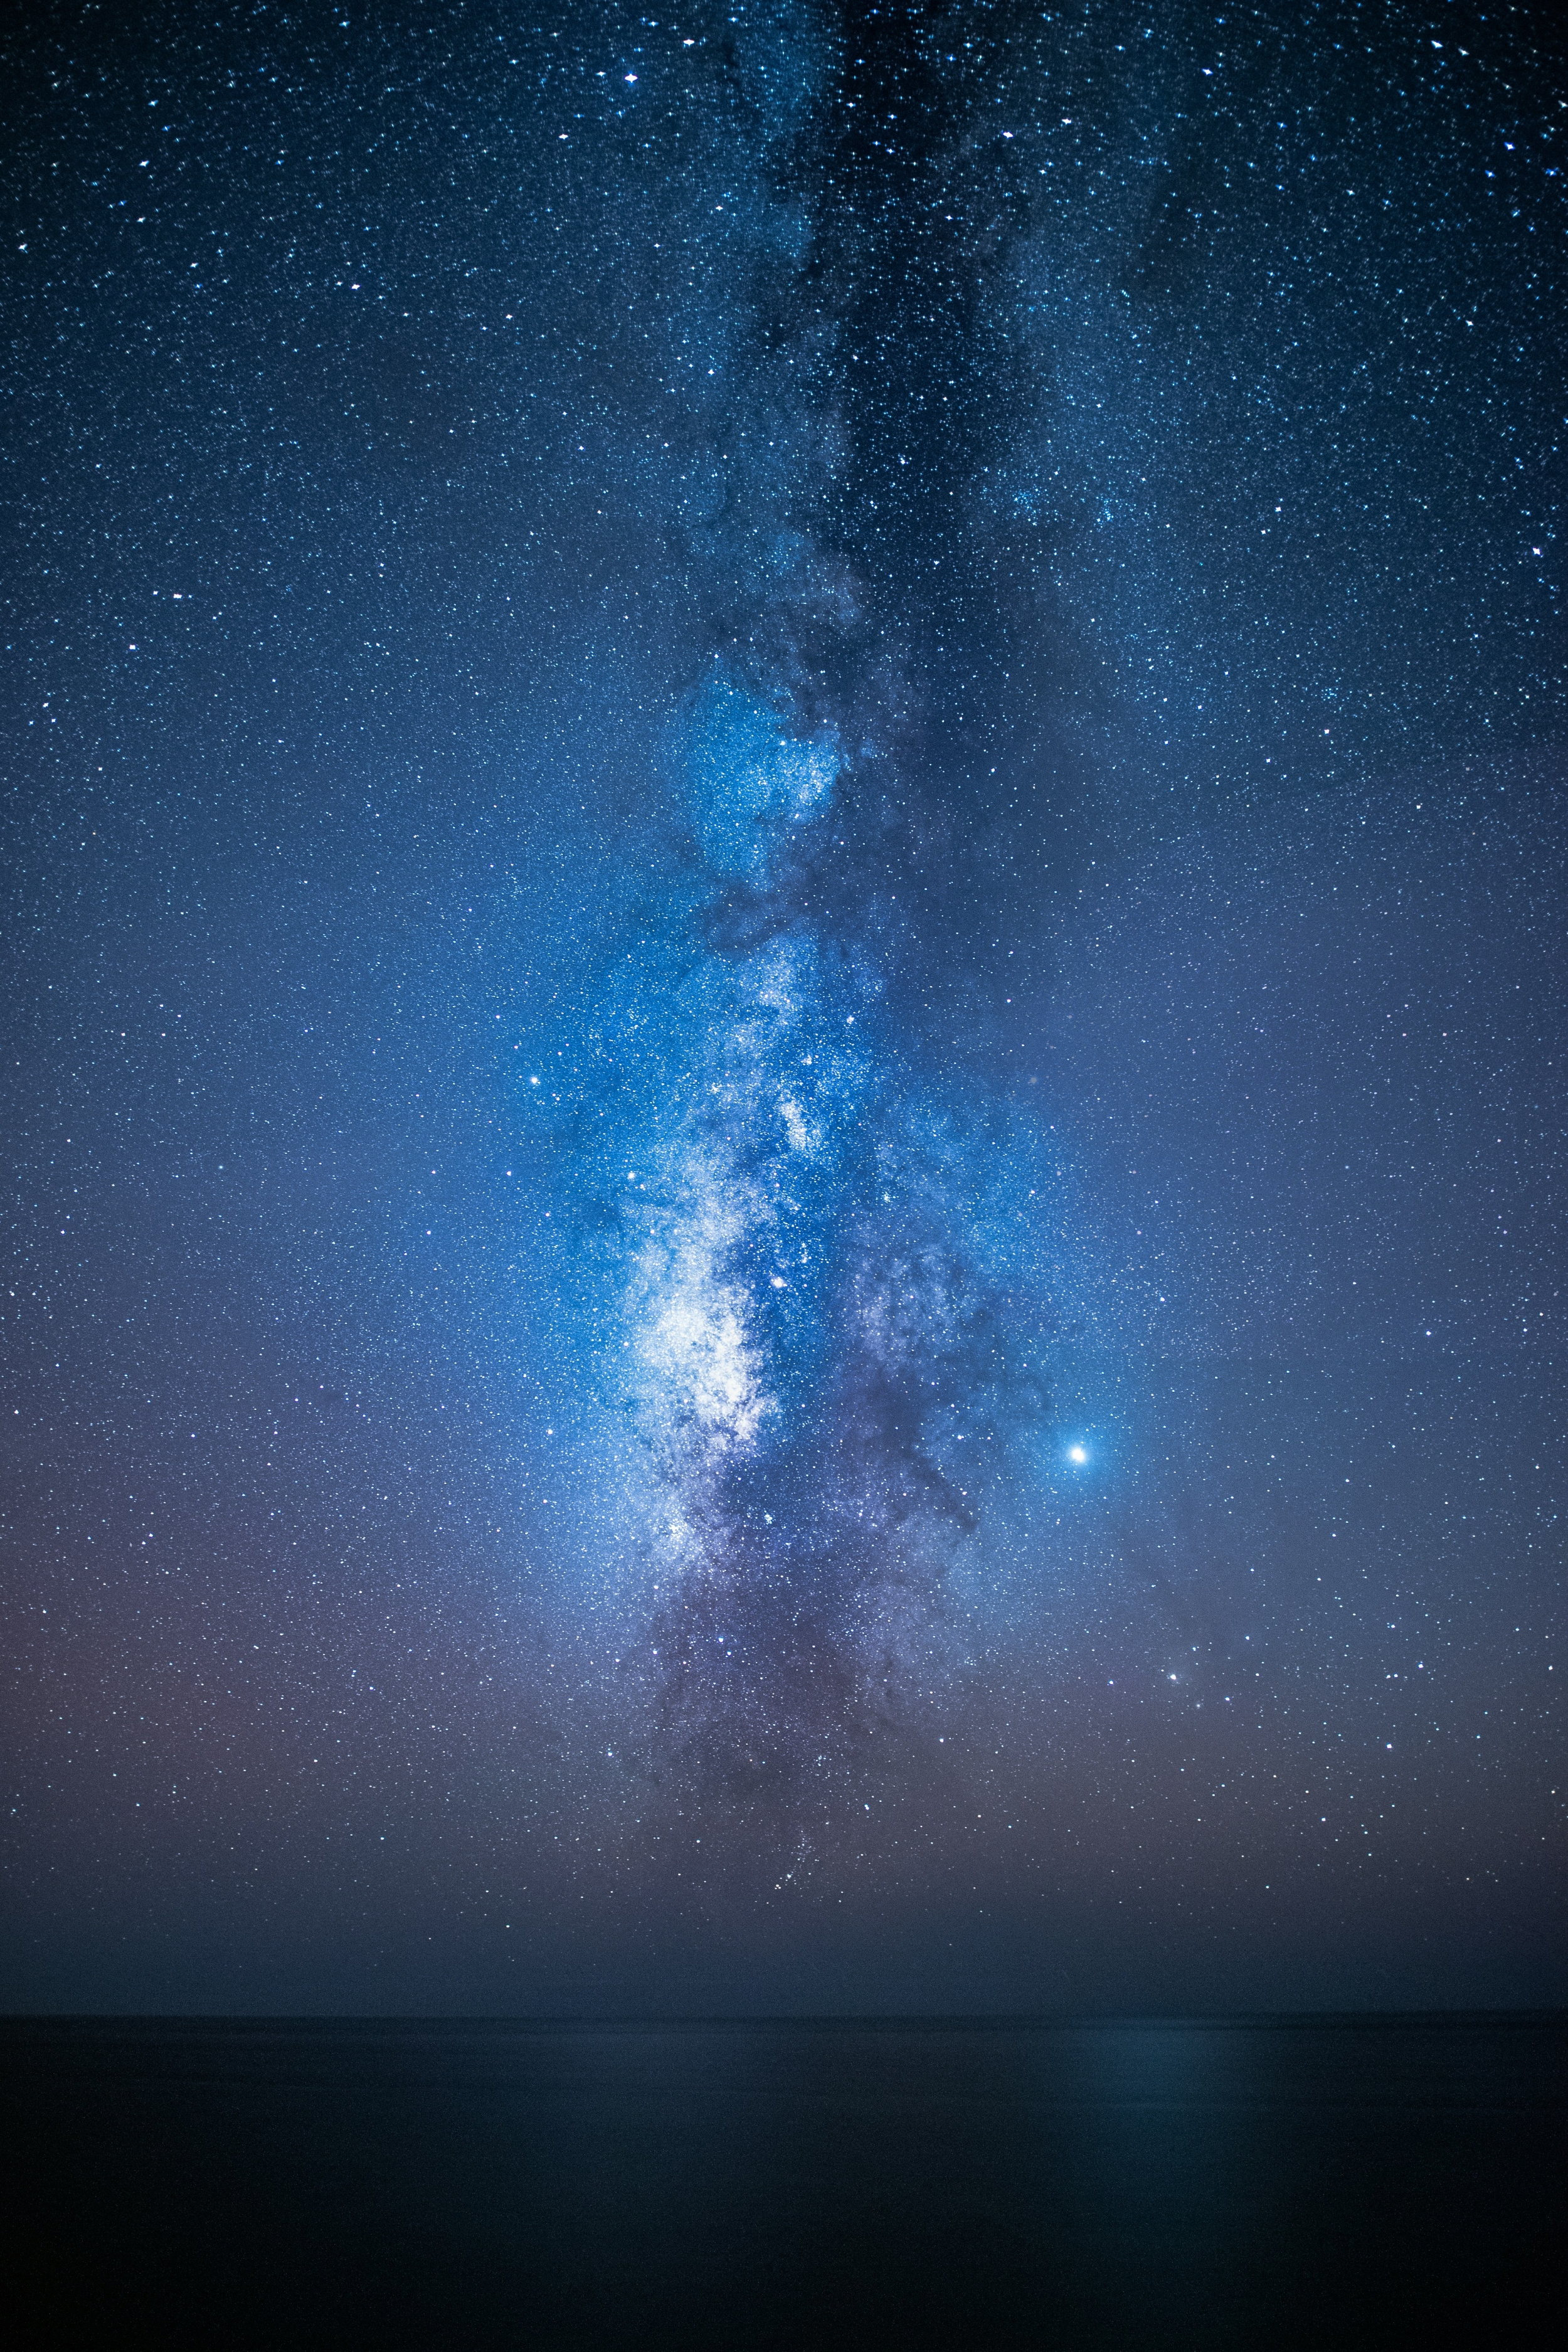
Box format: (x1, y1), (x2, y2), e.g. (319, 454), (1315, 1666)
(2, 0), (1562, 2015)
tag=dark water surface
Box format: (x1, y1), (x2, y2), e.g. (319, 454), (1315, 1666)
(4, 2016), (1562, 2348)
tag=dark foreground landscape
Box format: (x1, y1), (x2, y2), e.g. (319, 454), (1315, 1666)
(4, 2015), (1562, 2349)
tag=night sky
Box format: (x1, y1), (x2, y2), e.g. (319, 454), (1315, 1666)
(3, 0), (1564, 2014)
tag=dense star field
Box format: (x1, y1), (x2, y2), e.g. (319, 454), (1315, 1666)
(3, 1), (1564, 2011)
